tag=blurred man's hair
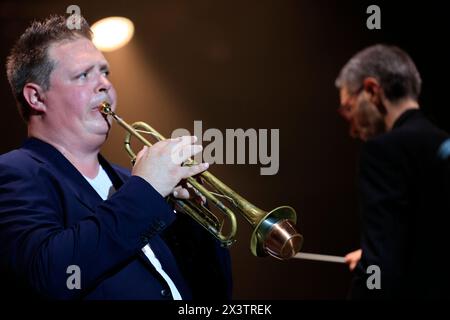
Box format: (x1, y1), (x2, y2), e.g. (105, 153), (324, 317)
(335, 44), (422, 103)
(6, 15), (92, 122)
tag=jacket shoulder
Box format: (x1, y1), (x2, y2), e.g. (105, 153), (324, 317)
(368, 116), (448, 157)
(0, 148), (42, 177)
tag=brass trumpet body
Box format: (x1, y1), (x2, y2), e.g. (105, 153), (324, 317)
(100, 102), (303, 260)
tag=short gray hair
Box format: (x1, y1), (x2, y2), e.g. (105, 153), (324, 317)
(335, 44), (422, 102)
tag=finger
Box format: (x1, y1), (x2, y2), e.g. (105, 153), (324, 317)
(176, 183), (207, 205)
(158, 136), (184, 150)
(165, 136), (183, 144)
(180, 162), (209, 179)
(135, 146), (149, 162)
(172, 144), (203, 165)
(172, 136), (198, 151)
(185, 182), (205, 201)
(344, 255), (355, 265)
(173, 185), (183, 193)
(183, 181), (205, 200)
(177, 181), (197, 199)
(172, 187), (191, 199)
(349, 261), (358, 271)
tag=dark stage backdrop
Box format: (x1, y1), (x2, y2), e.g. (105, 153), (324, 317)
(0, 0), (448, 299)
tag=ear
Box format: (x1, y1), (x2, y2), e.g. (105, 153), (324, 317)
(23, 83), (47, 113)
(363, 77), (386, 114)
(362, 77), (381, 98)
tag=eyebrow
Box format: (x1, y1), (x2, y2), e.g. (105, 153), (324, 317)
(75, 63), (110, 75)
(99, 63), (109, 71)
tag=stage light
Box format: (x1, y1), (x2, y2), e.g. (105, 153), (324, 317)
(91, 17), (135, 52)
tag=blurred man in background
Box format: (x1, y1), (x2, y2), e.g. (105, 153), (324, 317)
(336, 44), (450, 299)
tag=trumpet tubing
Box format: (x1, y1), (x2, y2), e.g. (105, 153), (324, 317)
(99, 102), (303, 260)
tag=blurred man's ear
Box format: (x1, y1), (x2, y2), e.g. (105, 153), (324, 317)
(363, 77), (386, 114)
(362, 77), (380, 99)
(23, 83), (47, 113)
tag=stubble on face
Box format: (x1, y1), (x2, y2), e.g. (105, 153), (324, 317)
(352, 94), (386, 141)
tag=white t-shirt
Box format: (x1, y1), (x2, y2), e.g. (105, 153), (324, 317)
(83, 165), (182, 300)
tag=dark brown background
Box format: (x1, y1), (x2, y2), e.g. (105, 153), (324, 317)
(1, 0), (448, 299)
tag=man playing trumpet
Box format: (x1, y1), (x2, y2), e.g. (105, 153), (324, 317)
(0, 15), (232, 300)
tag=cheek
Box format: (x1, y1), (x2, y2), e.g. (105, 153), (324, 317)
(354, 101), (385, 138)
(357, 101), (378, 124)
(67, 88), (90, 106)
(62, 90), (93, 119)
(49, 83), (90, 110)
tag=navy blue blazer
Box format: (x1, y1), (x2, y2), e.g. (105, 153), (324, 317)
(0, 138), (232, 300)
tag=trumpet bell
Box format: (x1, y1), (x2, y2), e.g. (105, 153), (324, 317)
(251, 206), (303, 260)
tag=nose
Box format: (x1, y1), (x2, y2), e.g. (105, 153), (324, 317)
(96, 74), (112, 94)
(337, 105), (352, 122)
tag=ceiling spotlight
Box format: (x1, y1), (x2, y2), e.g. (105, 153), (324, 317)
(91, 16), (135, 52)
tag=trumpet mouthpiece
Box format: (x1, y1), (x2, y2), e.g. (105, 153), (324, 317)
(99, 102), (112, 115)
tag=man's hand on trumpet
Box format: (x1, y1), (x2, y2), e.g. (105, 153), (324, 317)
(132, 135), (209, 198)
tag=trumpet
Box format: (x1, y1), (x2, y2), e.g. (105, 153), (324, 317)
(100, 102), (303, 260)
